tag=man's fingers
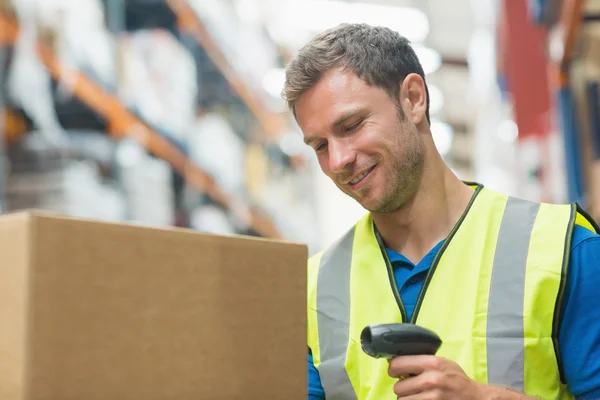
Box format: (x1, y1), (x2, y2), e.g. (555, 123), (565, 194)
(396, 393), (442, 400)
(393, 371), (444, 398)
(388, 355), (443, 378)
(392, 374), (421, 397)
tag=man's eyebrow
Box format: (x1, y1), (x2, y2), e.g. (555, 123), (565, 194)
(304, 136), (319, 146)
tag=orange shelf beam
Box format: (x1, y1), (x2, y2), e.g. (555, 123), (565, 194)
(1, 109), (29, 142)
(560, 0), (585, 68)
(0, 13), (281, 238)
(166, 0), (286, 139)
(553, 0), (585, 85)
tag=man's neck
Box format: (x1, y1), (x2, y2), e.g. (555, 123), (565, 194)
(371, 160), (474, 265)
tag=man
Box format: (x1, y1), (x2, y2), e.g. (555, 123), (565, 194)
(282, 23), (600, 400)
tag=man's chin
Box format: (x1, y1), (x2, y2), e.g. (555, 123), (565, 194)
(348, 192), (388, 212)
(362, 198), (401, 214)
(357, 199), (383, 213)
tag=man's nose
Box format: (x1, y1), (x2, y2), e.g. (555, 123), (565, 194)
(328, 139), (356, 174)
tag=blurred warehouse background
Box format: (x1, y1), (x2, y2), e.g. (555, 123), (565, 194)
(0, 0), (599, 254)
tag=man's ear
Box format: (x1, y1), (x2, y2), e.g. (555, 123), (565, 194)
(399, 73), (428, 125)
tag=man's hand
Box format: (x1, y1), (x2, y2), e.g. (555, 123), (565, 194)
(388, 355), (535, 399)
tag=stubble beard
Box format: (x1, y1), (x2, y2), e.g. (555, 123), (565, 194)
(364, 124), (425, 214)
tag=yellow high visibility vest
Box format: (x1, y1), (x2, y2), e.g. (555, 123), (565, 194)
(307, 184), (599, 400)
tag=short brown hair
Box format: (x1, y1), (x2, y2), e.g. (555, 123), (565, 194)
(283, 23), (430, 123)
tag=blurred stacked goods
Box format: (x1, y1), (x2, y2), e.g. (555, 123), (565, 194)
(116, 138), (175, 227)
(541, 0), (600, 224)
(4, 131), (126, 221)
(495, 0), (600, 223)
(0, 0), (321, 250)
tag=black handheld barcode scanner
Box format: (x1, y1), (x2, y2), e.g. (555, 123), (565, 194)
(361, 323), (442, 359)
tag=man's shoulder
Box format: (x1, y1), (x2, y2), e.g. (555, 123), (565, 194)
(570, 224), (600, 260)
(572, 223), (600, 244)
(534, 201), (599, 253)
(559, 224), (600, 397)
(564, 224), (599, 299)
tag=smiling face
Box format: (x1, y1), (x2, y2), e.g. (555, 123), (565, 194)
(296, 68), (425, 213)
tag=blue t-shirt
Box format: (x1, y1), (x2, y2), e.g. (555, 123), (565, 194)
(308, 225), (600, 399)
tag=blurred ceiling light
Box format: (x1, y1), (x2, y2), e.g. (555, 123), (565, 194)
(497, 119), (519, 143)
(270, 0), (429, 44)
(233, 0), (261, 23)
(414, 46), (442, 75)
(280, 131), (306, 157)
(262, 67), (286, 98)
(469, 0), (497, 28)
(467, 29), (495, 98)
(430, 119), (454, 156)
(427, 85), (444, 115)
(548, 27), (565, 63)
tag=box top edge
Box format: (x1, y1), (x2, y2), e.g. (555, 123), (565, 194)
(0, 209), (308, 249)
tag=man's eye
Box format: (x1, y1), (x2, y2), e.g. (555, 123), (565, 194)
(315, 142), (328, 152)
(344, 120), (362, 132)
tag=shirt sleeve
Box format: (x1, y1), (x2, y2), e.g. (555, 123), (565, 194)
(559, 225), (600, 398)
(308, 350), (326, 399)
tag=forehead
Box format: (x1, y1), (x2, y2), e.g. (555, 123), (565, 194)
(295, 68), (378, 133)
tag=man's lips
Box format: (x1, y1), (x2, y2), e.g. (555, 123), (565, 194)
(345, 165), (376, 187)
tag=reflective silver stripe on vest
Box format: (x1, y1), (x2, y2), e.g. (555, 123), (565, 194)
(487, 197), (540, 390)
(317, 227), (358, 400)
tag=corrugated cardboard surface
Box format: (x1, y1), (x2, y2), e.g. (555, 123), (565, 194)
(0, 213), (31, 400)
(0, 211), (308, 400)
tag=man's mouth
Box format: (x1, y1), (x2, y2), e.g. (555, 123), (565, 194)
(348, 165), (376, 187)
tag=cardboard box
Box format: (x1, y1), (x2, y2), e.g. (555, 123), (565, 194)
(0, 211), (307, 400)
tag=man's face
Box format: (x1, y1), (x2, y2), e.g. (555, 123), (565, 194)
(295, 68), (425, 213)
